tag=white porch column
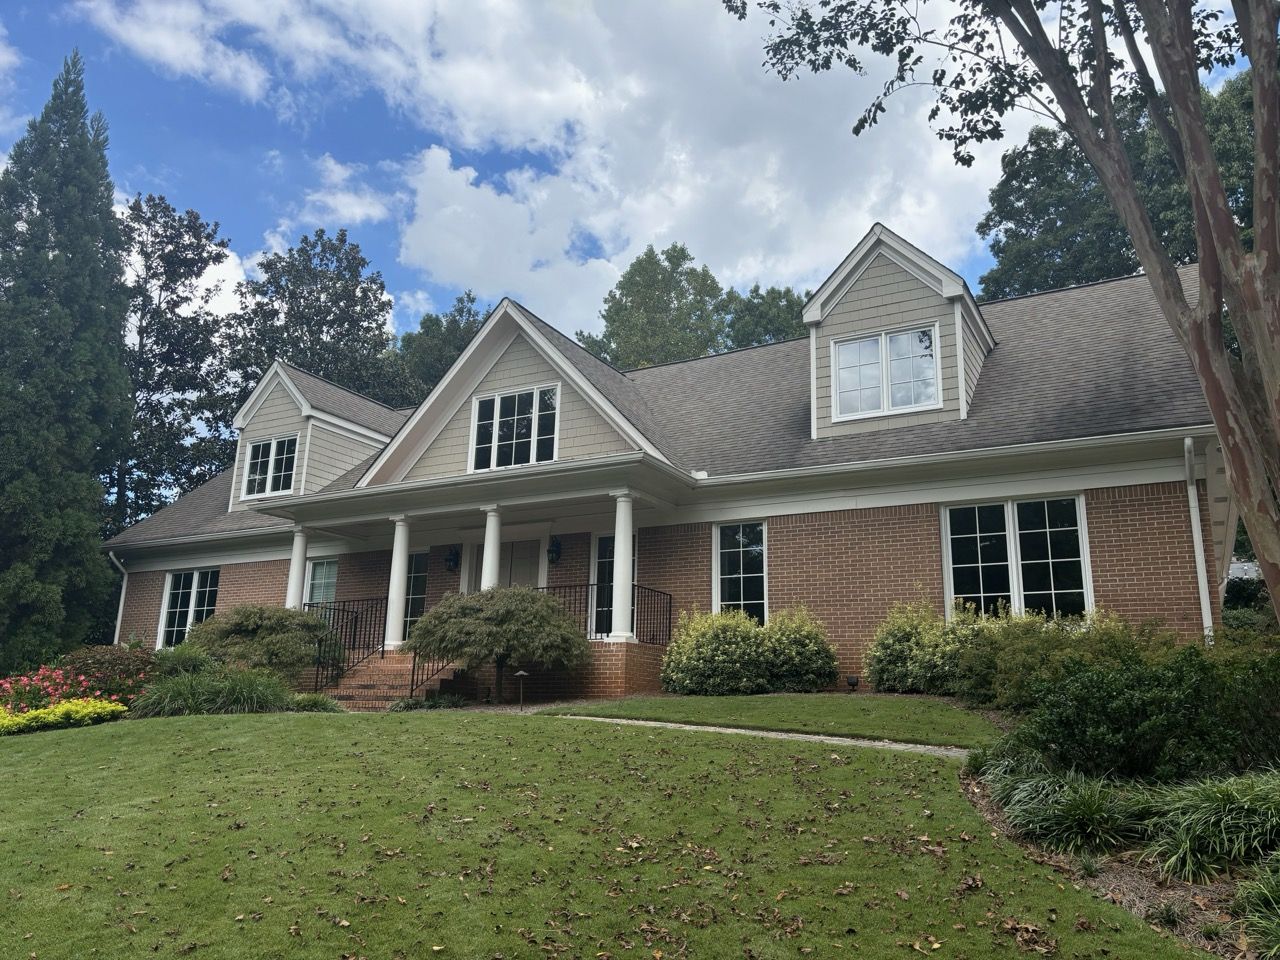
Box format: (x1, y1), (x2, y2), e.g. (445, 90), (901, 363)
(285, 525), (309, 609)
(384, 516), (411, 649)
(480, 506), (502, 590)
(609, 491), (634, 641)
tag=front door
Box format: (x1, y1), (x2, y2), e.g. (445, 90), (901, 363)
(467, 539), (542, 591)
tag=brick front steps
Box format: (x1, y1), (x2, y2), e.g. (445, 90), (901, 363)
(320, 651), (458, 712)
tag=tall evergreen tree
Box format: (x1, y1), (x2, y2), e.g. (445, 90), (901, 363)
(106, 194), (232, 538)
(223, 227), (395, 411)
(391, 290), (486, 402)
(0, 53), (131, 670)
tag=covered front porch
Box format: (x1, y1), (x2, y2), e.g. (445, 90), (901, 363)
(260, 457), (692, 702)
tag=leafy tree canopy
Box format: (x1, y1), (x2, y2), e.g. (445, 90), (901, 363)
(979, 73), (1259, 300)
(383, 290), (488, 407)
(578, 242), (806, 367)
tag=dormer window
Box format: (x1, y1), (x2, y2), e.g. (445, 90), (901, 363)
(242, 435), (298, 498)
(472, 384), (558, 471)
(833, 325), (940, 421)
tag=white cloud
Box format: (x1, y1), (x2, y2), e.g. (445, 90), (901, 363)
(0, 20), (24, 139)
(76, 0), (1036, 333)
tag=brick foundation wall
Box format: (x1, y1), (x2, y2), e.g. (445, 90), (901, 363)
(460, 639), (666, 702)
(1085, 480), (1221, 636)
(768, 504), (945, 677)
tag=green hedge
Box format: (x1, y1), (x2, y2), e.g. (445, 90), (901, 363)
(185, 605), (335, 684)
(660, 607), (837, 695)
(0, 698), (127, 736)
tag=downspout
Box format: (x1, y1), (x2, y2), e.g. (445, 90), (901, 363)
(1183, 437), (1215, 642)
(108, 551), (128, 646)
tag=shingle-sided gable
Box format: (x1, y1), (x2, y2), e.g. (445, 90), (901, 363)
(229, 380), (307, 512)
(400, 333), (635, 482)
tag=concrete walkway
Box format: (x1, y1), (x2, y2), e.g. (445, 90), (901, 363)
(555, 714), (970, 759)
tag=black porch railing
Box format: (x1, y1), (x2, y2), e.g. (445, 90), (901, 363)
(305, 596), (388, 691)
(536, 583), (673, 645)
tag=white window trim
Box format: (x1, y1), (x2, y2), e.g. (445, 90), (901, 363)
(156, 567), (219, 649)
(304, 557), (338, 606)
(830, 322), (944, 423)
(941, 493), (1095, 618)
(240, 433), (300, 500)
(710, 520), (769, 622)
(466, 381), (562, 474)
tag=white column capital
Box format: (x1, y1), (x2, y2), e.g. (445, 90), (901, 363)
(608, 488), (633, 501)
(480, 503), (501, 516)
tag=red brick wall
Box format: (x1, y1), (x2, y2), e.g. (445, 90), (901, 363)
(117, 570), (166, 646)
(768, 504), (945, 676)
(335, 550), (391, 602)
(548, 532), (591, 587)
(638, 522), (712, 623)
(460, 639), (665, 702)
(1085, 480), (1221, 636)
(425, 544), (462, 608)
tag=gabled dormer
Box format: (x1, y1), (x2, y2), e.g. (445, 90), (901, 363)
(804, 224), (995, 440)
(228, 362), (400, 511)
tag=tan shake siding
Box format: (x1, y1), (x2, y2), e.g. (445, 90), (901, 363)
(961, 314), (987, 409)
(403, 334), (634, 482)
(230, 382), (308, 512)
(304, 424), (382, 495)
(814, 254), (961, 439)
(1084, 481), (1222, 636)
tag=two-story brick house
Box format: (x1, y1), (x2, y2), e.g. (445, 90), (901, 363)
(104, 224), (1235, 703)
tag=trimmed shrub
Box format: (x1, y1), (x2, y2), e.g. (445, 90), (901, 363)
(0, 698), (127, 735)
(407, 587), (589, 702)
(864, 601), (969, 696)
(58, 646), (153, 703)
(760, 607), (839, 692)
(185, 606), (334, 684)
(1236, 856), (1280, 958)
(129, 668), (293, 717)
(661, 609), (771, 695)
(152, 645), (218, 677)
(289, 693), (344, 713)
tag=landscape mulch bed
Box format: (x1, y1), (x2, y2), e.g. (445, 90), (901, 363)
(961, 772), (1254, 959)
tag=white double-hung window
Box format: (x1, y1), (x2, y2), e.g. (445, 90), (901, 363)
(242, 435), (298, 498)
(471, 384), (559, 471)
(833, 325), (940, 420)
(159, 568), (220, 647)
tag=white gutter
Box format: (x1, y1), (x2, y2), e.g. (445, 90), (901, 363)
(108, 550), (128, 646)
(1183, 437), (1215, 641)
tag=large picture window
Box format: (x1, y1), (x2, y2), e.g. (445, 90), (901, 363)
(946, 497), (1089, 618)
(242, 435), (298, 497)
(834, 326), (939, 420)
(715, 521), (767, 624)
(472, 385), (558, 471)
(160, 568), (220, 647)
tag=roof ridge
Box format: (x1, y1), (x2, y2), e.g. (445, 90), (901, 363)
(622, 335), (806, 374)
(277, 360), (405, 412)
(976, 262), (1196, 306)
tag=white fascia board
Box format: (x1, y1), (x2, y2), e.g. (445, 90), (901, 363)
(357, 300), (518, 487)
(308, 412), (390, 446)
(232, 363), (310, 429)
(698, 424), (1219, 489)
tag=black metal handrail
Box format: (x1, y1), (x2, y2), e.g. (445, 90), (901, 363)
(536, 583), (673, 646)
(305, 596), (388, 691)
(408, 651), (453, 698)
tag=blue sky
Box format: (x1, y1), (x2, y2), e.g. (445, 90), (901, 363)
(0, 2), (1020, 339)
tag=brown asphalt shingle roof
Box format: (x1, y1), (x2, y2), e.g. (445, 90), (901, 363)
(106, 268), (1212, 550)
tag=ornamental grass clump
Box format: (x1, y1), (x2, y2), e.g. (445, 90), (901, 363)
(129, 668), (293, 718)
(1235, 855), (1280, 958)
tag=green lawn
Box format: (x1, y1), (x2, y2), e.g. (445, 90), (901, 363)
(0, 714), (1199, 959)
(543, 692), (1001, 748)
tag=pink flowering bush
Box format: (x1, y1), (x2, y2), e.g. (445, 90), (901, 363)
(1, 647), (151, 714)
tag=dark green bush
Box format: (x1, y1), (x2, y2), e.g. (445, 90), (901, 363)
(152, 645), (217, 677)
(289, 693), (344, 713)
(387, 692), (469, 712)
(760, 607), (839, 692)
(129, 668), (293, 717)
(864, 601), (938, 693)
(407, 587), (589, 702)
(185, 606), (334, 684)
